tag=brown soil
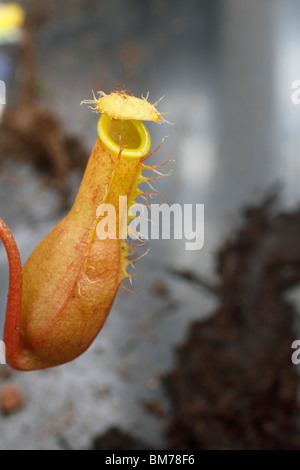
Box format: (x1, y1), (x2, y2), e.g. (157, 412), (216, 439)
(92, 427), (151, 451)
(0, 383), (24, 414)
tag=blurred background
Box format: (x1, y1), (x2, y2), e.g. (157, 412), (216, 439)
(1, 0), (300, 450)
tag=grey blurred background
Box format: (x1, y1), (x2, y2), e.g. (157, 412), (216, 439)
(0, 0), (300, 450)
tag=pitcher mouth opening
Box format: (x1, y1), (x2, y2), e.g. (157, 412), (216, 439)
(97, 114), (151, 159)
